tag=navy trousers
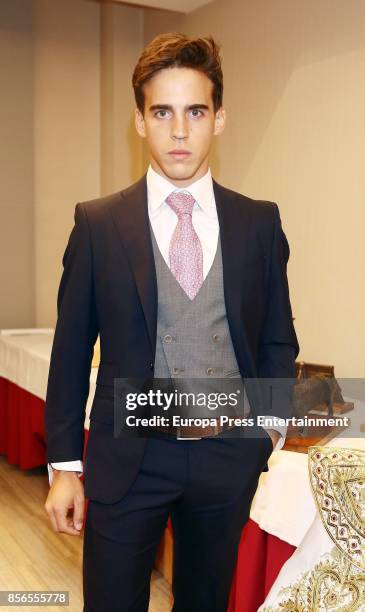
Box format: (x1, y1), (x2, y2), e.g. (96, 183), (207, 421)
(83, 427), (273, 612)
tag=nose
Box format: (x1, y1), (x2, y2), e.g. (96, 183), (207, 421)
(171, 113), (188, 141)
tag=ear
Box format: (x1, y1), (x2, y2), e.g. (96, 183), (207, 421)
(135, 108), (146, 138)
(213, 107), (226, 136)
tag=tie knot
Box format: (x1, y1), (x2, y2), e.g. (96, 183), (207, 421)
(166, 190), (195, 218)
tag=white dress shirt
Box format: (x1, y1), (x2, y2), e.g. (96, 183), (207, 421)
(147, 163), (219, 278)
(49, 164), (286, 482)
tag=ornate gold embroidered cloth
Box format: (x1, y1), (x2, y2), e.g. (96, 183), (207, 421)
(259, 446), (365, 611)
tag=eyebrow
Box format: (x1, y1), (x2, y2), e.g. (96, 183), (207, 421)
(148, 104), (210, 112)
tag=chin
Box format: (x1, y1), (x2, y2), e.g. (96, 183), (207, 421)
(162, 161), (198, 180)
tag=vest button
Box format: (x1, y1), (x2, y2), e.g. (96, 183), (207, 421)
(212, 334), (220, 342)
(164, 334), (173, 343)
(173, 367), (180, 374)
(206, 367), (214, 375)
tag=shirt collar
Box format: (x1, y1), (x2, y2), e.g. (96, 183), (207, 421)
(146, 164), (215, 214)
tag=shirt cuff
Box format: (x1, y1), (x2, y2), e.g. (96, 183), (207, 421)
(47, 461), (83, 486)
(260, 416), (287, 451)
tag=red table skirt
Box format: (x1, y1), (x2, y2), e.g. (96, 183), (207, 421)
(0, 376), (47, 469)
(227, 520), (295, 611)
(0, 376), (295, 610)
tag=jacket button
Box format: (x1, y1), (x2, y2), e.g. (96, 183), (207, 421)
(149, 362), (154, 371)
(212, 334), (220, 342)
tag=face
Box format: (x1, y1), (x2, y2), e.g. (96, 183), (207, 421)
(135, 66), (226, 187)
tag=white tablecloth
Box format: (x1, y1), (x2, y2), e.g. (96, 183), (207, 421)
(0, 330), (96, 429)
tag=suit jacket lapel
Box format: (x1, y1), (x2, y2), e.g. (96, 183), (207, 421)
(110, 174), (158, 356)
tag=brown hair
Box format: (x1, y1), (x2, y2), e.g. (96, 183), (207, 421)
(132, 33), (223, 114)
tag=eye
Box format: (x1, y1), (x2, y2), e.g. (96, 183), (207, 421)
(155, 109), (170, 118)
(189, 109), (204, 118)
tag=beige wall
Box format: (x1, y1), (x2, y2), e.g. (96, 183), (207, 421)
(144, 0), (365, 377)
(1, 0), (144, 327)
(100, 2), (144, 194)
(0, 0), (34, 328)
(33, 0), (143, 325)
(33, 0), (101, 325)
(1, 0), (364, 376)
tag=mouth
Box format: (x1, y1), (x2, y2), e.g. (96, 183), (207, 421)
(168, 150), (192, 159)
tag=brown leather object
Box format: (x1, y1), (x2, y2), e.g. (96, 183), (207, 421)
(293, 361), (346, 418)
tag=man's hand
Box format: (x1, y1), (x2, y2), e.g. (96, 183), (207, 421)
(45, 471), (85, 536)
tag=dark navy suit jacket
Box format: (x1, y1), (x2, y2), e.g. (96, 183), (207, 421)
(45, 174), (299, 503)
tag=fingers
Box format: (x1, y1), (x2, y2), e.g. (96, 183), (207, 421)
(54, 505), (82, 536)
(73, 493), (85, 532)
(45, 501), (81, 536)
(45, 503), (59, 533)
(44, 473), (85, 536)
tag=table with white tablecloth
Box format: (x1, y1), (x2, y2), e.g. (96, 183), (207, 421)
(0, 329), (96, 426)
(0, 330), (97, 469)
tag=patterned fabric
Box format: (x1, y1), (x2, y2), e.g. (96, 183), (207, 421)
(309, 446), (365, 572)
(259, 446), (365, 611)
(166, 190), (203, 300)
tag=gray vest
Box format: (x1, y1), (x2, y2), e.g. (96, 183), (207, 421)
(150, 226), (250, 424)
(150, 225), (249, 421)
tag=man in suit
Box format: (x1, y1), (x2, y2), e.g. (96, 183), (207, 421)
(44, 33), (299, 612)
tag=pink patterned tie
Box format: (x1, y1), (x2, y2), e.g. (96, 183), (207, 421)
(166, 190), (203, 300)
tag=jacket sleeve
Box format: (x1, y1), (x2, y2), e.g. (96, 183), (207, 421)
(45, 203), (99, 462)
(257, 203), (299, 419)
